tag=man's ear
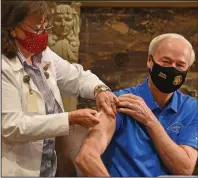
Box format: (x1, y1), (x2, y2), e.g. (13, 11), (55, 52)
(147, 55), (153, 69)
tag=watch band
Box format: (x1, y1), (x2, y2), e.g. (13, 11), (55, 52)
(94, 84), (111, 98)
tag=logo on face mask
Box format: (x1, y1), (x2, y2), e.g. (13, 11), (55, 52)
(173, 75), (182, 86)
(149, 55), (187, 93)
(158, 72), (167, 79)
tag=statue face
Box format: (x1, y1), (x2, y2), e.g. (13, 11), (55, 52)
(53, 13), (74, 36)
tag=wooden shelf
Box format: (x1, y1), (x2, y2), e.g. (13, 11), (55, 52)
(80, 1), (197, 7)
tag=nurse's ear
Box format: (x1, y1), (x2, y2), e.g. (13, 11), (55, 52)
(11, 28), (16, 37)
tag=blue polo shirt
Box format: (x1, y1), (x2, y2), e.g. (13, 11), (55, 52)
(102, 78), (198, 177)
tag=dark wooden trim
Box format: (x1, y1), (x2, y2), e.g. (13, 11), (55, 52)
(80, 1), (197, 7)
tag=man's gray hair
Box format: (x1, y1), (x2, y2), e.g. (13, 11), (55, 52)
(148, 33), (195, 66)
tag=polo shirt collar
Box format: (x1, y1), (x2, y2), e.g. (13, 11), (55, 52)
(138, 78), (159, 111)
(166, 91), (178, 112)
(138, 78), (178, 112)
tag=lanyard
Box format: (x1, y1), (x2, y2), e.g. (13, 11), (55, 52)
(17, 52), (50, 95)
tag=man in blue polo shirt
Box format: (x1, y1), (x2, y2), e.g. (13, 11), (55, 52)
(75, 33), (198, 176)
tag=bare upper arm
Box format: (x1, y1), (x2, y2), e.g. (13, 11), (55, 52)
(80, 112), (116, 155)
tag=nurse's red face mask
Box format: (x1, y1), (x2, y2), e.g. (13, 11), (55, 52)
(15, 23), (51, 54)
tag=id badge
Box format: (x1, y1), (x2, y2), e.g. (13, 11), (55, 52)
(27, 92), (38, 113)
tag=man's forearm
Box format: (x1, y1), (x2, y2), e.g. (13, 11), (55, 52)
(76, 146), (109, 176)
(146, 119), (194, 175)
(75, 129), (110, 176)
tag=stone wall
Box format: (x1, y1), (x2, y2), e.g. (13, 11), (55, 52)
(78, 7), (198, 109)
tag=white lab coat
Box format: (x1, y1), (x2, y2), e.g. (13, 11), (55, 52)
(2, 47), (104, 176)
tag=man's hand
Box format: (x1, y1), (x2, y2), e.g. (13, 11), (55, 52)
(96, 91), (119, 118)
(117, 94), (157, 126)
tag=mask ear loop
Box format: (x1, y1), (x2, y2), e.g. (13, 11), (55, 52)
(17, 26), (32, 34)
(148, 55), (155, 73)
(150, 55), (158, 65)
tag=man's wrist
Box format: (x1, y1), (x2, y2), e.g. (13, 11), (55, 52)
(94, 84), (111, 98)
(145, 116), (160, 130)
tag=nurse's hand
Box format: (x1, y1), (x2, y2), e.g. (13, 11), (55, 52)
(68, 109), (100, 129)
(96, 91), (118, 118)
(116, 94), (157, 126)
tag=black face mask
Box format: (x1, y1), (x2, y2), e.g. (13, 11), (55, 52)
(149, 56), (187, 93)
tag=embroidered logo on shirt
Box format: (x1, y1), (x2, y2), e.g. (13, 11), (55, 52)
(167, 122), (184, 134)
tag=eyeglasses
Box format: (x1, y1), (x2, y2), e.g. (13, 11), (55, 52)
(22, 23), (53, 34)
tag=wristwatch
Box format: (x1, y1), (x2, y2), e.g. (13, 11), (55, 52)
(94, 84), (111, 98)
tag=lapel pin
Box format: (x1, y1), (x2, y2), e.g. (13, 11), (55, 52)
(23, 75), (32, 94)
(43, 63), (50, 71)
(23, 75), (30, 84)
(44, 71), (49, 79)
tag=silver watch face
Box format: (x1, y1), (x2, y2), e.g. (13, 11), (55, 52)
(101, 86), (109, 91)
(101, 86), (107, 90)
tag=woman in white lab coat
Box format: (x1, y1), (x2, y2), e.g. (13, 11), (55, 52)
(2, 1), (118, 176)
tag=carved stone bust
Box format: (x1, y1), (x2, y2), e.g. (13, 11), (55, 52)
(48, 4), (80, 63)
